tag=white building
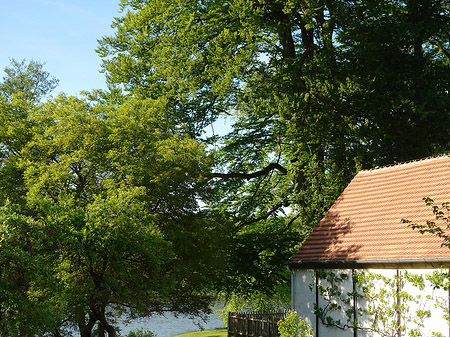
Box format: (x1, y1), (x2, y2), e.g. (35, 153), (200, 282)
(288, 156), (450, 337)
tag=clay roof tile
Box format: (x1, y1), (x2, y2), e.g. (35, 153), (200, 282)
(289, 155), (450, 267)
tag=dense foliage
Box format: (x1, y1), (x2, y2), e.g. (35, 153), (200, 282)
(0, 60), (227, 336)
(278, 311), (313, 337)
(2, 0), (450, 335)
(97, 0), (450, 297)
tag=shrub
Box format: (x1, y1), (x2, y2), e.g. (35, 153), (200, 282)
(125, 327), (156, 337)
(277, 311), (313, 337)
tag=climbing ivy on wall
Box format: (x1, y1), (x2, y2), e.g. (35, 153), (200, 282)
(310, 269), (450, 337)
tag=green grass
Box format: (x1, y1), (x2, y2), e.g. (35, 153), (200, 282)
(171, 328), (227, 337)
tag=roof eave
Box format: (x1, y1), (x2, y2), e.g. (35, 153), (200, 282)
(287, 258), (450, 270)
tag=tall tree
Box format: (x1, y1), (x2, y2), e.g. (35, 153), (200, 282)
(27, 95), (225, 336)
(0, 91), (227, 336)
(98, 0), (450, 297)
(0, 59), (59, 206)
(0, 203), (63, 336)
(0, 58), (58, 103)
(0, 59), (64, 336)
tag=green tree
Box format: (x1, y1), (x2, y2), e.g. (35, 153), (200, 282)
(0, 203), (63, 336)
(22, 95), (226, 336)
(0, 59), (58, 206)
(0, 58), (59, 103)
(0, 91), (227, 336)
(97, 0), (450, 297)
(0, 61), (64, 335)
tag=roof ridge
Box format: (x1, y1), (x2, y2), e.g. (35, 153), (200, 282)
(359, 154), (450, 174)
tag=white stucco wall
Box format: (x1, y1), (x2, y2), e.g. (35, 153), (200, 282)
(291, 268), (450, 337)
(291, 269), (316, 330)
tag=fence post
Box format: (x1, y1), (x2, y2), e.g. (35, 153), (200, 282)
(246, 312), (249, 337)
(227, 311), (287, 337)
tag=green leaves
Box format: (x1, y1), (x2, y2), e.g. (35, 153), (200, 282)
(0, 203), (62, 336)
(0, 83), (226, 334)
(313, 269), (449, 335)
(278, 311), (314, 337)
(0, 59), (58, 103)
(405, 198), (450, 248)
(98, 0), (450, 303)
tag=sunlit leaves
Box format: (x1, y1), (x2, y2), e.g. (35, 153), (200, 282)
(99, 0), (450, 300)
(0, 87), (225, 335)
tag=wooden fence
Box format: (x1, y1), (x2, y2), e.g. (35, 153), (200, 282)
(228, 311), (289, 337)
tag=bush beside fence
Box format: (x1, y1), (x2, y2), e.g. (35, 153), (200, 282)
(227, 311), (289, 337)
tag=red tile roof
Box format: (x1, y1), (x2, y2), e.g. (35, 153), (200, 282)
(289, 156), (450, 268)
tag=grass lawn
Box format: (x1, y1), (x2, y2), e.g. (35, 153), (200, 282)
(171, 329), (227, 337)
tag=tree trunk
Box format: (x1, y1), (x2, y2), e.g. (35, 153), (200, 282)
(90, 304), (117, 337)
(97, 321), (106, 337)
(76, 309), (97, 337)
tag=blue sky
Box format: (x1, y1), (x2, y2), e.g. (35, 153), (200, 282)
(0, 0), (121, 96)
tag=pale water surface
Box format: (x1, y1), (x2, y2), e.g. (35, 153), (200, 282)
(117, 311), (224, 336)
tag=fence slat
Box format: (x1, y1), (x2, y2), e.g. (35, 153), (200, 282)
(228, 311), (288, 337)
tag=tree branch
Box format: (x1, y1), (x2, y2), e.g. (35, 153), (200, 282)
(236, 200), (289, 230)
(211, 162), (288, 180)
(425, 39), (450, 61)
(282, 213), (300, 233)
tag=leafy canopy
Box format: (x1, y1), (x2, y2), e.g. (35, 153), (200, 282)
(0, 60), (227, 336)
(98, 0), (450, 297)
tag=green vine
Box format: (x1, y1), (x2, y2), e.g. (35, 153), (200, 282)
(311, 270), (355, 330)
(310, 269), (450, 336)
